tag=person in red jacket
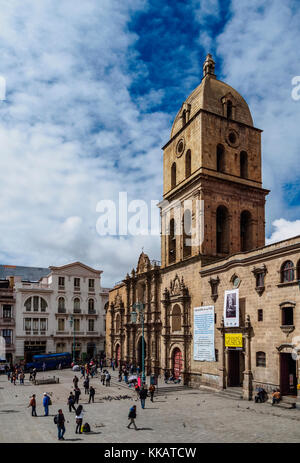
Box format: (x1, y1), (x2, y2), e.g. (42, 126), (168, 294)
(28, 394), (37, 416)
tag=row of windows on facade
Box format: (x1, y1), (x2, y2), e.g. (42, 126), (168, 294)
(23, 318), (96, 332)
(58, 276), (95, 290)
(170, 145), (249, 190)
(23, 296), (97, 313)
(57, 318), (95, 332)
(168, 206), (253, 264)
(23, 318), (48, 332)
(210, 259), (300, 301)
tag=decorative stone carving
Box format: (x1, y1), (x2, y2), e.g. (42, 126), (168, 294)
(136, 252), (151, 274)
(209, 276), (220, 302)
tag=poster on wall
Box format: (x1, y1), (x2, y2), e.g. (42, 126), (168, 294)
(193, 306), (215, 361)
(224, 289), (239, 327)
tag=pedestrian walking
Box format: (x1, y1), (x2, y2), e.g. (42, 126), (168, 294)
(101, 372), (105, 385)
(20, 371), (25, 385)
(32, 368), (37, 381)
(105, 371), (111, 386)
(149, 384), (155, 402)
(74, 386), (81, 404)
(54, 409), (66, 440)
(28, 394), (37, 416)
(73, 375), (79, 388)
(83, 377), (89, 395)
(127, 405), (137, 430)
(124, 369), (128, 383)
(42, 362), (46, 372)
(88, 386), (95, 403)
(80, 366), (85, 379)
(75, 405), (84, 434)
(67, 392), (76, 412)
(134, 383), (140, 399)
(139, 386), (148, 409)
(43, 392), (51, 416)
(12, 373), (16, 385)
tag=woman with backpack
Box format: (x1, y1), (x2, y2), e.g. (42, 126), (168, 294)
(75, 405), (84, 434)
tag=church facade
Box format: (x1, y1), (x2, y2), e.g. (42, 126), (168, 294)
(107, 55), (300, 400)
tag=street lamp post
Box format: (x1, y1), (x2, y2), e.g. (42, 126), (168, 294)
(69, 315), (76, 363)
(131, 302), (146, 384)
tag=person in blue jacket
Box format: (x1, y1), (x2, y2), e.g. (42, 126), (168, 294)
(43, 392), (51, 416)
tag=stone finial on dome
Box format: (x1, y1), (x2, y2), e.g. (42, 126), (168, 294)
(203, 53), (216, 78)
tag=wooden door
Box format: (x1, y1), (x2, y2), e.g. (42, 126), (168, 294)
(228, 350), (240, 386)
(173, 348), (183, 379)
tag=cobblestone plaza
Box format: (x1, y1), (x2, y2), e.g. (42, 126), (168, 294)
(0, 368), (300, 443)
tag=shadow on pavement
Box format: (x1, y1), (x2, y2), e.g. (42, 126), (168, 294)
(136, 427), (153, 431)
(0, 410), (19, 413)
(64, 438), (83, 441)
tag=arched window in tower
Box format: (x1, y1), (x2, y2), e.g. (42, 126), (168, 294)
(168, 218), (176, 264)
(172, 304), (181, 332)
(240, 211), (252, 251)
(185, 150), (191, 178)
(240, 151), (248, 178)
(171, 162), (176, 189)
(227, 100), (232, 119)
(216, 144), (225, 172)
(216, 206), (229, 254)
(183, 209), (192, 258)
(182, 110), (186, 126)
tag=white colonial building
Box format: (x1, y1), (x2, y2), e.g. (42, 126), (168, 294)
(1, 262), (109, 362)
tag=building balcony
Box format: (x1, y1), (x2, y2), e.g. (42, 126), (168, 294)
(24, 331), (48, 336)
(86, 331), (99, 337)
(74, 287), (81, 292)
(4, 342), (15, 351)
(58, 307), (66, 313)
(73, 309), (81, 314)
(58, 285), (65, 291)
(1, 318), (15, 326)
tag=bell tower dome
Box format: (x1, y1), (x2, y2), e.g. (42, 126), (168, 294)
(159, 54), (269, 269)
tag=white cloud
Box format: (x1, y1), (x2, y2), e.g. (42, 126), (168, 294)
(0, 0), (168, 287)
(266, 218), (300, 244)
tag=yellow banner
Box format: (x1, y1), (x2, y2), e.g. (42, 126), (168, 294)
(225, 333), (243, 348)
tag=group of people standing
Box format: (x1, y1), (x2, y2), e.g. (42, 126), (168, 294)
(5, 364), (27, 385)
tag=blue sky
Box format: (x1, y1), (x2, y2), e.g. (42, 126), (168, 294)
(0, 0), (299, 287)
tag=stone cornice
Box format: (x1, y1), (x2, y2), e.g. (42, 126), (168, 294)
(200, 240), (300, 276)
(162, 171), (269, 204)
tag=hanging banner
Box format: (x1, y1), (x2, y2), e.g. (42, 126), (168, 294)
(225, 333), (243, 348)
(224, 289), (239, 327)
(193, 306), (215, 361)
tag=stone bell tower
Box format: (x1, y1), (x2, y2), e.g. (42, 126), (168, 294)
(159, 54), (269, 269)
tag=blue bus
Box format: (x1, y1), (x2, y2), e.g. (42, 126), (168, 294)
(25, 352), (72, 371)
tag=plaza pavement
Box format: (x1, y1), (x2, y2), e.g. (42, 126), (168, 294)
(0, 368), (300, 443)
